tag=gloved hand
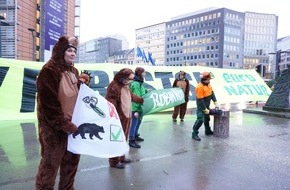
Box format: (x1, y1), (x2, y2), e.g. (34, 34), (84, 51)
(140, 98), (144, 105)
(79, 72), (91, 85)
(203, 108), (210, 114)
(214, 101), (219, 107)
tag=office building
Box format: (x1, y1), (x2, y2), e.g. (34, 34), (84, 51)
(165, 8), (244, 68)
(0, 0), (78, 61)
(108, 48), (134, 65)
(77, 37), (122, 63)
(276, 36), (290, 72)
(243, 12), (277, 78)
(136, 7), (278, 78)
(135, 23), (166, 66)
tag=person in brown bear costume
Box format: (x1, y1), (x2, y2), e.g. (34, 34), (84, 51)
(106, 68), (144, 169)
(172, 71), (190, 122)
(35, 36), (90, 189)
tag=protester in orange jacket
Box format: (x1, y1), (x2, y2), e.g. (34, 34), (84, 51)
(192, 72), (218, 141)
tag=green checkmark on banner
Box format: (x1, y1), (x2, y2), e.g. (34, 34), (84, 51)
(111, 125), (123, 141)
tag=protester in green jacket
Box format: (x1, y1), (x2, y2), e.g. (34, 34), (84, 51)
(129, 67), (148, 148)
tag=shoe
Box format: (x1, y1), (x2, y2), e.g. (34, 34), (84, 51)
(180, 119), (184, 122)
(121, 158), (131, 163)
(129, 141), (141, 148)
(192, 135), (201, 141)
(110, 162), (125, 169)
(135, 136), (144, 141)
(173, 119), (177, 122)
(205, 130), (214, 135)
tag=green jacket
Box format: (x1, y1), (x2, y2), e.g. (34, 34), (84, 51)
(130, 80), (147, 112)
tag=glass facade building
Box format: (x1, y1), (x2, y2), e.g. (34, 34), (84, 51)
(165, 8), (244, 68)
(136, 7), (278, 78)
(77, 37), (122, 63)
(135, 23), (166, 66)
(243, 12), (277, 77)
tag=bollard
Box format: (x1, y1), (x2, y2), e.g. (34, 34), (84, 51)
(213, 111), (230, 138)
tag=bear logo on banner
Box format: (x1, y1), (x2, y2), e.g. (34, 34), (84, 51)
(72, 123), (105, 140)
(67, 84), (129, 158)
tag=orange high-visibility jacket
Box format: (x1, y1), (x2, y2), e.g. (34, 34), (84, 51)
(195, 82), (217, 111)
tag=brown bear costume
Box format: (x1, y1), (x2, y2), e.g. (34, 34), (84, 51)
(106, 68), (143, 168)
(172, 71), (190, 122)
(35, 36), (89, 189)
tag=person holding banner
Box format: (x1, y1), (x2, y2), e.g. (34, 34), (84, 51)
(35, 36), (90, 189)
(129, 67), (148, 148)
(192, 72), (218, 141)
(106, 68), (144, 169)
(172, 71), (190, 122)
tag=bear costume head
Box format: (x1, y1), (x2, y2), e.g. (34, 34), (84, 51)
(51, 36), (79, 66)
(113, 68), (134, 86)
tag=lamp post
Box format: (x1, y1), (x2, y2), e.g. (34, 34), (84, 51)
(28, 28), (36, 61)
(269, 50), (290, 79)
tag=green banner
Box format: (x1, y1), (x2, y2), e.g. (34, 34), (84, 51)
(143, 88), (185, 115)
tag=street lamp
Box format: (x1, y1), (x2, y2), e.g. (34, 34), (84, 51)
(28, 28), (36, 61)
(269, 50), (290, 79)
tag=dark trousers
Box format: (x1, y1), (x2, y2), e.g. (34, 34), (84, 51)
(192, 111), (211, 136)
(129, 111), (142, 140)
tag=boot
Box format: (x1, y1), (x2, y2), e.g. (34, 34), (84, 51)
(204, 124), (214, 135)
(110, 162), (125, 169)
(192, 120), (203, 141)
(205, 130), (214, 135)
(204, 115), (213, 135)
(135, 136), (144, 141)
(129, 140), (141, 148)
(192, 135), (201, 141)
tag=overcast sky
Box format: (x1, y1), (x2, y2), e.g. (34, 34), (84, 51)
(80, 0), (289, 48)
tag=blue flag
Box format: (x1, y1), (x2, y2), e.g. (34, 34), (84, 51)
(136, 46), (143, 57)
(142, 49), (148, 62)
(148, 52), (156, 66)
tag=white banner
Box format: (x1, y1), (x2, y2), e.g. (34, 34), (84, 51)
(0, 58), (273, 120)
(67, 84), (129, 158)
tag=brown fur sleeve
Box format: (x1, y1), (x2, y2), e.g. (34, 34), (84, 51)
(185, 79), (190, 98)
(105, 82), (120, 107)
(184, 79), (190, 102)
(131, 91), (143, 104)
(105, 82), (129, 121)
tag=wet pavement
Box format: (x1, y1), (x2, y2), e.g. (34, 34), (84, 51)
(1, 104), (290, 190)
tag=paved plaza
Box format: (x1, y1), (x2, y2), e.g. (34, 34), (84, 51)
(1, 105), (290, 190)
